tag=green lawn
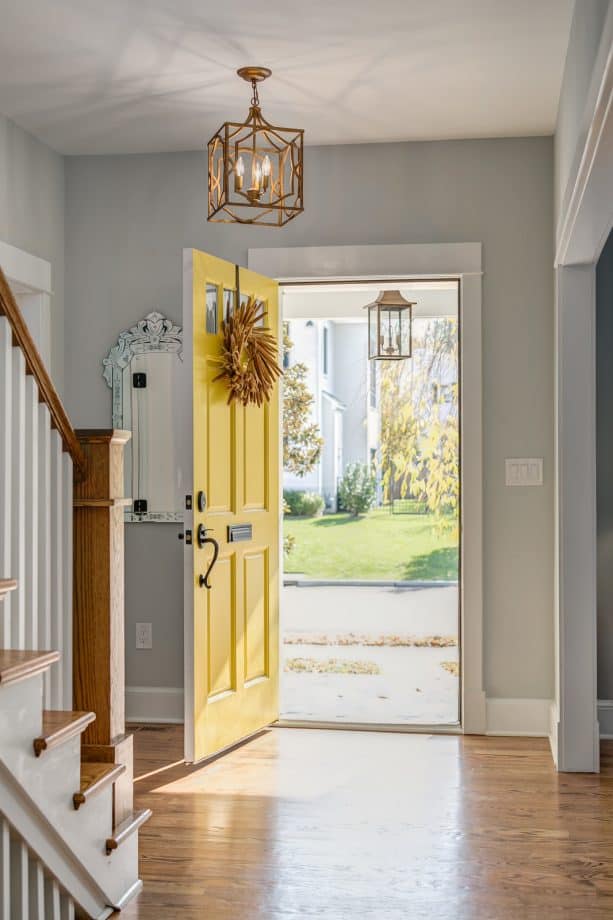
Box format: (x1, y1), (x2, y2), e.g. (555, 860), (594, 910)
(284, 508), (458, 581)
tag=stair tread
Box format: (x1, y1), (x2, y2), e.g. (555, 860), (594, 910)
(106, 808), (152, 854)
(73, 761), (126, 809)
(34, 709), (96, 757)
(0, 649), (60, 686)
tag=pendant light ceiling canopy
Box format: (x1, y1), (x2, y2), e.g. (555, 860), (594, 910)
(207, 67), (304, 227)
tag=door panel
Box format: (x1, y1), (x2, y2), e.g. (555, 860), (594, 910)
(244, 549), (269, 683)
(186, 250), (280, 762)
(205, 357), (234, 513)
(207, 556), (235, 698)
(243, 403), (268, 511)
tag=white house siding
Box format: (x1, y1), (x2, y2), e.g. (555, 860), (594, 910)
(283, 319), (372, 502)
(332, 323), (371, 469)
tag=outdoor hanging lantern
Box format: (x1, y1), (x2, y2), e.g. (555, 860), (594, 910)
(364, 290), (414, 360)
(207, 67), (304, 227)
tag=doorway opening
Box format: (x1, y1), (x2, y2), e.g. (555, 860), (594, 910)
(280, 279), (460, 727)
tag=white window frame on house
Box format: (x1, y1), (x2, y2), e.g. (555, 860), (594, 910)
(250, 242), (486, 734)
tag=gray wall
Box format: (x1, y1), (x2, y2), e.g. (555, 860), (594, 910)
(597, 229), (613, 699)
(64, 136), (555, 701)
(0, 114), (65, 392)
(554, 0), (612, 227)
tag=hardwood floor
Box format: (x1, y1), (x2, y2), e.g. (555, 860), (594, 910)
(118, 726), (613, 919)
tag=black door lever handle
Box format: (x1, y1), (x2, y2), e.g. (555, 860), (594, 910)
(198, 534), (220, 589)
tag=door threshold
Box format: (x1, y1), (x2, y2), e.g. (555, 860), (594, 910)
(274, 719), (462, 735)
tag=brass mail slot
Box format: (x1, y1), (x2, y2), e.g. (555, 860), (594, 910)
(228, 523), (253, 542)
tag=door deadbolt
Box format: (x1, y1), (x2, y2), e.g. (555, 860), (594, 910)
(197, 490), (206, 512)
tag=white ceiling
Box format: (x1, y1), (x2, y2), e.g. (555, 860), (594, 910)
(0, 0), (573, 155)
(283, 283), (458, 320)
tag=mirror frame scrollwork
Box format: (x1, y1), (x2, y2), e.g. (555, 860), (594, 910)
(103, 311), (184, 523)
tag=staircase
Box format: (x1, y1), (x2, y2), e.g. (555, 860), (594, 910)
(0, 267), (150, 917)
(0, 634), (150, 917)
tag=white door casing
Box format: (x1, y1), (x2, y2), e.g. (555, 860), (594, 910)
(249, 242), (486, 734)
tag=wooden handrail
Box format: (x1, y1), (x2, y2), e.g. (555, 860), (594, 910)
(0, 266), (86, 477)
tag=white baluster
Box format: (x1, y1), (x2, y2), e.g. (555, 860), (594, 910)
(38, 405), (52, 706)
(10, 834), (28, 917)
(24, 377), (39, 652)
(11, 349), (26, 649)
(28, 856), (45, 920)
(49, 431), (64, 708)
(0, 319), (12, 645)
(61, 453), (73, 708)
(0, 819), (9, 920)
(44, 876), (60, 919)
(59, 891), (75, 920)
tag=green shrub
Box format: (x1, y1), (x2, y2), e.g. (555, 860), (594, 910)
(338, 463), (376, 517)
(283, 490), (325, 517)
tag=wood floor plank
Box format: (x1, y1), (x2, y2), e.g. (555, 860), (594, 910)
(117, 726), (613, 919)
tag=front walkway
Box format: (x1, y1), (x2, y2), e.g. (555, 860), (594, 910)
(280, 584), (459, 724)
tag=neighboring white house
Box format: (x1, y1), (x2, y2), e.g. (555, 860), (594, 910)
(283, 315), (459, 509)
(283, 318), (379, 508)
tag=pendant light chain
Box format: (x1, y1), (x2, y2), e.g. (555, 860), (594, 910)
(251, 79), (260, 108)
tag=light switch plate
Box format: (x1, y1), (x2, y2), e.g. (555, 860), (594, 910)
(505, 458), (543, 487)
(136, 622), (153, 649)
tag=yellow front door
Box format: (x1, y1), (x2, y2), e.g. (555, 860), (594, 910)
(185, 249), (280, 763)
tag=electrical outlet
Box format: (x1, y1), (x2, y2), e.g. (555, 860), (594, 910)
(136, 622), (152, 649)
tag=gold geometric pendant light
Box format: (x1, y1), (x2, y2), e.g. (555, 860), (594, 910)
(208, 67), (304, 227)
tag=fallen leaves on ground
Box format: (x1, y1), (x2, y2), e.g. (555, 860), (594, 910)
(283, 632), (457, 648)
(440, 660), (459, 676)
(284, 657), (381, 675)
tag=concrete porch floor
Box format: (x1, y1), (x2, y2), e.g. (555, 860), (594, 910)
(280, 584), (459, 725)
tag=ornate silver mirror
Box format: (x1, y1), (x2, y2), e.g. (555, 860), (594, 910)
(103, 311), (184, 522)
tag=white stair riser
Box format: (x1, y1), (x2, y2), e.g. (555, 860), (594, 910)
(0, 675), (43, 749)
(19, 737), (82, 814)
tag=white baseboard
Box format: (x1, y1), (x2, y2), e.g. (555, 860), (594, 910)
(485, 697), (552, 737)
(124, 689), (561, 737)
(598, 700), (613, 738)
(126, 686), (184, 724)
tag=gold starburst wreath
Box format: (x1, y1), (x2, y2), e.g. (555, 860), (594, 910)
(213, 297), (282, 406)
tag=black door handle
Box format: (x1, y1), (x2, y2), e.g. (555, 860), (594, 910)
(198, 534), (220, 589)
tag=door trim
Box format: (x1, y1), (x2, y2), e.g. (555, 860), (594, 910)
(249, 242), (485, 734)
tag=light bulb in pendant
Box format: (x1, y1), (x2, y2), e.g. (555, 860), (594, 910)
(262, 155), (271, 191)
(234, 156), (245, 191)
(252, 161), (262, 194)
